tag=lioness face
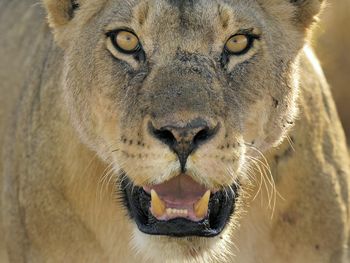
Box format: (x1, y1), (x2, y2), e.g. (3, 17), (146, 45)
(62, 0), (304, 260)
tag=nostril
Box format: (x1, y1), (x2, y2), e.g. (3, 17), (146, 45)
(193, 127), (210, 146)
(152, 128), (177, 147)
(149, 121), (220, 149)
(148, 122), (177, 147)
(192, 124), (220, 147)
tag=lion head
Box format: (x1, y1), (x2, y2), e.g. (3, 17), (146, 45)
(43, 0), (323, 261)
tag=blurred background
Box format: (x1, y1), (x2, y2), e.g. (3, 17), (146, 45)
(314, 0), (350, 145)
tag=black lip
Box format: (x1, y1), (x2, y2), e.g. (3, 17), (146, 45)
(120, 175), (239, 237)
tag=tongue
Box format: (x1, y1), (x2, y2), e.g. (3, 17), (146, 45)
(144, 175), (207, 204)
(143, 175), (210, 221)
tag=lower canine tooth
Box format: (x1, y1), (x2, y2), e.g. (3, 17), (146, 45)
(151, 190), (166, 217)
(194, 190), (210, 218)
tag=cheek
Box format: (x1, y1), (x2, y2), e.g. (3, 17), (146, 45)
(241, 88), (297, 152)
(241, 97), (272, 144)
(90, 93), (121, 143)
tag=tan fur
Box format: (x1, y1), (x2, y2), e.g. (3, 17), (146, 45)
(314, 0), (350, 144)
(0, 0), (349, 262)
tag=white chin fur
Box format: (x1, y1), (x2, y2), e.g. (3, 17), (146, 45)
(130, 226), (233, 263)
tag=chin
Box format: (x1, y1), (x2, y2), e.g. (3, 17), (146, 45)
(131, 225), (235, 263)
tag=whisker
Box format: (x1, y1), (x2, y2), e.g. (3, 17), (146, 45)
(286, 135), (296, 152)
(244, 143), (279, 219)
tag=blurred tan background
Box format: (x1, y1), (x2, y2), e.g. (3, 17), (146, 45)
(314, 0), (350, 145)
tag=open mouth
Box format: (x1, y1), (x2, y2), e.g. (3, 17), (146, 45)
(120, 174), (239, 237)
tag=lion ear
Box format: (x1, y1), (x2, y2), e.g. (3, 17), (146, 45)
(43, 0), (79, 27)
(42, 0), (80, 44)
(290, 0), (325, 28)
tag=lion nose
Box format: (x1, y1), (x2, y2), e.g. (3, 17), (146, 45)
(149, 119), (220, 171)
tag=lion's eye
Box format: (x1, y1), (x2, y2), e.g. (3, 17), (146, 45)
(224, 34), (251, 55)
(110, 30), (141, 54)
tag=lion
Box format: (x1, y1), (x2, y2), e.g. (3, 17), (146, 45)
(0, 0), (349, 262)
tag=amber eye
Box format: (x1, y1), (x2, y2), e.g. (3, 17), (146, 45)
(224, 34), (251, 55)
(110, 30), (141, 54)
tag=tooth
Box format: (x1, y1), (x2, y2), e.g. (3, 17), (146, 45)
(194, 190), (210, 218)
(151, 189), (166, 217)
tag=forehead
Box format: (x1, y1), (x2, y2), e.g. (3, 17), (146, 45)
(102, 0), (263, 33)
